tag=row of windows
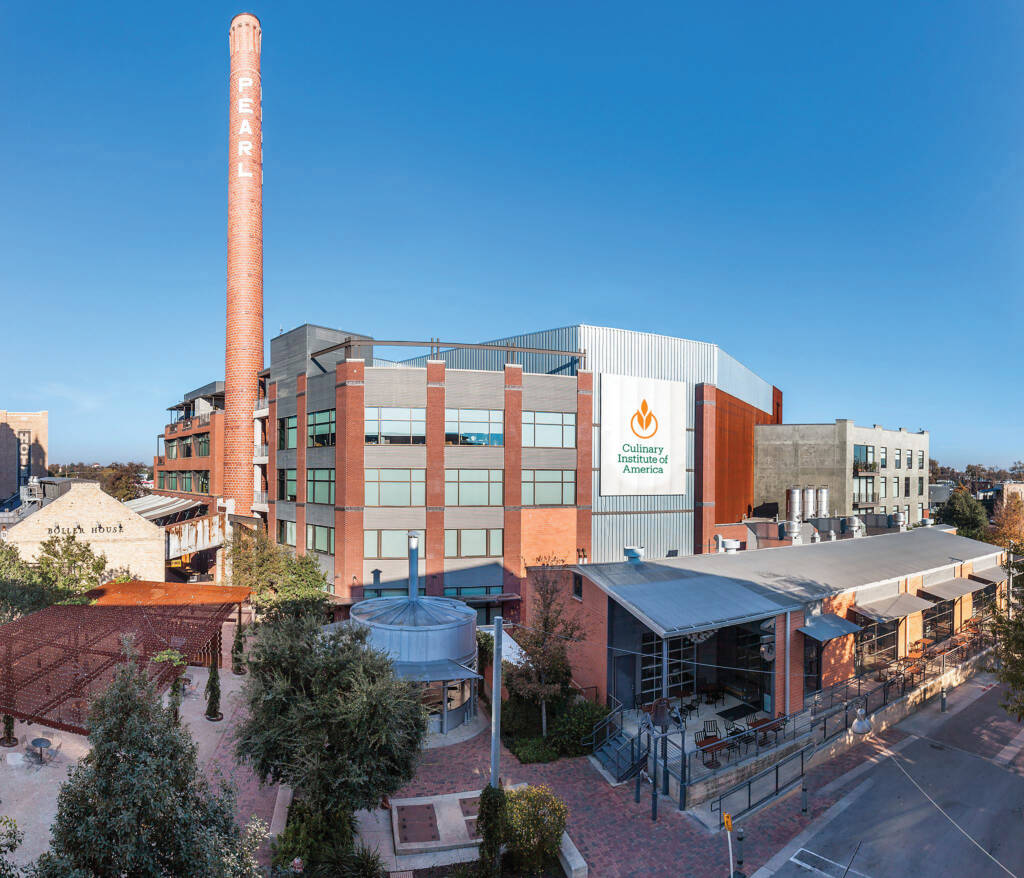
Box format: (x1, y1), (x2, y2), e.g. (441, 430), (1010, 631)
(363, 528), (504, 559)
(854, 444), (925, 470)
(855, 476), (925, 499)
(157, 470), (210, 493)
(274, 467), (577, 506)
(276, 409), (578, 450)
(165, 433), (210, 459)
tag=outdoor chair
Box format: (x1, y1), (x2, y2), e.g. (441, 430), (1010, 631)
(703, 719), (720, 736)
(682, 699), (700, 719)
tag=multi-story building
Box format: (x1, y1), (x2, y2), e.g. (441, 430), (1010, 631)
(0, 410), (47, 501)
(754, 419), (930, 524)
(153, 382), (224, 503)
(250, 323), (781, 617)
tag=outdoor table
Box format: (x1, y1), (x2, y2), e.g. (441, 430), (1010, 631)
(907, 650), (924, 661)
(30, 737), (50, 763)
(746, 717), (778, 746)
(699, 735), (723, 769)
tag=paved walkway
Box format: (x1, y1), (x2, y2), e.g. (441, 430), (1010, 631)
(397, 718), (909, 877)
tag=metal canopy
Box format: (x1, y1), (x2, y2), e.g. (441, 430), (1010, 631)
(797, 613), (861, 642)
(969, 564), (1006, 586)
(394, 659), (482, 683)
(919, 577), (981, 602)
(851, 593), (933, 623)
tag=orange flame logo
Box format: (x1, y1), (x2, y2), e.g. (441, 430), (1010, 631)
(630, 399), (659, 439)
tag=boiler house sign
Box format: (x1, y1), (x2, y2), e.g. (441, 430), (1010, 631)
(600, 373), (687, 496)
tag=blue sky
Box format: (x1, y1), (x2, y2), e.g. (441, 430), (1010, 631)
(2, 2), (1021, 467)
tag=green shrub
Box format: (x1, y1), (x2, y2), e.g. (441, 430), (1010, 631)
(510, 736), (559, 764)
(477, 630), (494, 668)
(500, 695), (542, 745)
(271, 799), (355, 871)
(549, 699), (609, 757)
(477, 784), (507, 876)
(506, 785), (567, 876)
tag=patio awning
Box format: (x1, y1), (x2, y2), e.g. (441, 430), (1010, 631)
(797, 613), (861, 642)
(852, 593), (933, 623)
(393, 659), (482, 683)
(969, 564), (1006, 585)
(919, 577), (980, 602)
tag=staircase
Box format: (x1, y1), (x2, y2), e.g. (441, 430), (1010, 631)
(585, 697), (650, 783)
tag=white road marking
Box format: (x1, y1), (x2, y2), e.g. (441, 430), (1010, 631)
(789, 847), (873, 878)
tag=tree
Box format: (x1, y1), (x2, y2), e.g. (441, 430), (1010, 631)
(994, 494), (1024, 546)
(101, 462), (145, 502)
(205, 653), (222, 721)
(1011, 461), (1024, 479)
(505, 557), (584, 737)
(35, 533), (107, 597)
(0, 542), (50, 622)
(34, 641), (266, 877)
(0, 817), (23, 878)
(990, 539), (1024, 720)
(235, 612), (426, 816)
(227, 526), (329, 615)
(935, 486), (989, 540)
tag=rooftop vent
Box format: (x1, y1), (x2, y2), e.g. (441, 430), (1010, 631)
(624, 546), (645, 565)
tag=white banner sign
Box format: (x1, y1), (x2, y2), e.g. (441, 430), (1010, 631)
(600, 373), (687, 496)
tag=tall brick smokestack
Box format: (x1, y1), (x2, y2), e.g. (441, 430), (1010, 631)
(225, 13), (263, 515)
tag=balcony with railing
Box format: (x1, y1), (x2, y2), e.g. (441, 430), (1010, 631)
(852, 493), (878, 506)
(254, 443), (269, 461)
(852, 461), (879, 475)
(254, 397), (269, 416)
(253, 490), (269, 506)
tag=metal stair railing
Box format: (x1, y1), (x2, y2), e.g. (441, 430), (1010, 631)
(584, 694), (623, 751)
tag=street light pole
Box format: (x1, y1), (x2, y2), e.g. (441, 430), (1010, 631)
(490, 616), (503, 788)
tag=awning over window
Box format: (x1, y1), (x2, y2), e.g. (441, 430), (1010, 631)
(852, 593), (933, 623)
(393, 659), (482, 683)
(919, 577), (981, 602)
(797, 613), (861, 642)
(969, 564), (1006, 586)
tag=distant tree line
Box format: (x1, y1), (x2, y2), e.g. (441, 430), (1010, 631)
(930, 458), (1024, 486)
(46, 461), (148, 502)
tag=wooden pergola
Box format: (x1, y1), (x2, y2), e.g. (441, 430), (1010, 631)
(0, 581), (249, 734)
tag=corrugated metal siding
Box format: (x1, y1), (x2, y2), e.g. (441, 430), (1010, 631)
(591, 512), (692, 563)
(522, 374), (578, 411)
(522, 448), (577, 469)
(444, 447), (504, 468)
(305, 504), (334, 526)
(716, 350), (774, 414)
(403, 326), (582, 375)
(363, 509), (427, 529)
(444, 508), (504, 528)
(306, 373), (336, 412)
(444, 370), (505, 407)
(365, 368), (427, 405)
(364, 447), (427, 468)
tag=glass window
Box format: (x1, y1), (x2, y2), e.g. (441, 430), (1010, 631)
(306, 524), (335, 555)
(444, 528), (503, 557)
(306, 468), (335, 505)
(166, 440), (178, 460)
(157, 471), (165, 489)
(923, 598), (954, 642)
(364, 469), (426, 506)
(918, 450), (925, 470)
(277, 519), (296, 547)
(918, 477), (924, 496)
(445, 409), (504, 446)
(917, 502), (924, 519)
(364, 407), (426, 445)
(522, 411), (576, 448)
(196, 471), (209, 493)
(906, 449), (912, 470)
(180, 436), (193, 458)
(572, 573), (583, 600)
(880, 477), (887, 498)
(365, 529), (423, 558)
(168, 472), (177, 490)
(893, 477), (900, 498)
(277, 468), (297, 501)
(182, 471), (192, 492)
(879, 505), (886, 514)
(277, 416), (297, 449)
(307, 409), (336, 447)
(522, 469), (576, 505)
(444, 469), (503, 506)
(855, 617), (898, 675)
(853, 445), (875, 466)
(904, 477), (910, 497)
(894, 449), (902, 469)
(880, 446), (887, 468)
(194, 433), (210, 456)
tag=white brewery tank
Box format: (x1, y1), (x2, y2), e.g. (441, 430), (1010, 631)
(786, 486), (802, 522)
(815, 486), (829, 519)
(802, 487), (816, 521)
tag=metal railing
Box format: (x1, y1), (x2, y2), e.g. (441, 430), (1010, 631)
(852, 493), (879, 505)
(254, 444), (269, 458)
(853, 461), (879, 474)
(254, 397), (268, 413)
(166, 423), (178, 434)
(710, 744), (814, 827)
(253, 490), (268, 504)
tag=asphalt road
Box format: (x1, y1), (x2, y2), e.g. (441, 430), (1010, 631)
(766, 677), (1024, 878)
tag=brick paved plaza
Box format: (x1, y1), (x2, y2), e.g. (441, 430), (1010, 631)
(397, 719), (909, 877)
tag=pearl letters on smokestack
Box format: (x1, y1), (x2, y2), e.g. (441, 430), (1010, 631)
(224, 13), (264, 515)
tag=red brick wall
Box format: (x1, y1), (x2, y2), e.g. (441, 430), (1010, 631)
(224, 14), (264, 516)
(425, 362), (446, 596)
(153, 411), (225, 501)
(520, 508), (578, 568)
(772, 610), (805, 716)
(334, 360), (365, 599)
(821, 593), (856, 686)
(521, 567), (609, 703)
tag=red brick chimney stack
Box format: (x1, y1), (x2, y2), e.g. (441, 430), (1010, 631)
(225, 13), (263, 515)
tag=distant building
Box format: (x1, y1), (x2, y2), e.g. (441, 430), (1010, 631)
(0, 411), (47, 500)
(1, 481), (165, 580)
(754, 420), (930, 525)
(929, 482), (954, 511)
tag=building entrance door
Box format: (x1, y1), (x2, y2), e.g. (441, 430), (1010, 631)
(614, 654), (635, 709)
